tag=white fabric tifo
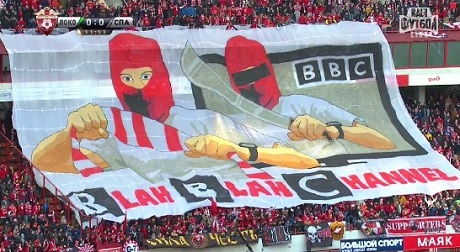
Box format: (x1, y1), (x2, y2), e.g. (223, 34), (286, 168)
(1, 23), (458, 223)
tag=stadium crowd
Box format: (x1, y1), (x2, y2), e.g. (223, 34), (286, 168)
(1, 0), (458, 33)
(0, 87), (458, 251)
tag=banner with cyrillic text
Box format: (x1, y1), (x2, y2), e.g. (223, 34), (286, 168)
(145, 230), (258, 249)
(340, 237), (404, 252)
(403, 234), (460, 250)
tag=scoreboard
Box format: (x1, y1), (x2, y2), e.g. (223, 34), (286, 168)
(57, 17), (134, 35)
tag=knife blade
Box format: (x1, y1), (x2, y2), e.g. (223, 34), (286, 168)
(180, 42), (333, 141)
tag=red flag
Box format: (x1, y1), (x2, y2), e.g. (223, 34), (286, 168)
(211, 198), (218, 216)
(123, 212), (128, 232)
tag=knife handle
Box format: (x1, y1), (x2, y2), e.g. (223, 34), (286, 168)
(323, 131), (334, 142)
(289, 117), (334, 142)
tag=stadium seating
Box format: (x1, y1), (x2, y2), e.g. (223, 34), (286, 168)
(0, 0), (453, 32)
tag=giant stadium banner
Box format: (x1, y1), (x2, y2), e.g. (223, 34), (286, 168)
(2, 23), (460, 222)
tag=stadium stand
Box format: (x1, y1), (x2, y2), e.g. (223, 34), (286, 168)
(0, 0), (458, 247)
(0, 0), (455, 32)
(0, 86), (459, 251)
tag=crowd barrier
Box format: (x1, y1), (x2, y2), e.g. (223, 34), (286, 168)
(140, 227), (460, 252)
(0, 224), (452, 251)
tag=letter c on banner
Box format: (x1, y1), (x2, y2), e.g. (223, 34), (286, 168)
(299, 174), (340, 197)
(354, 61), (366, 76)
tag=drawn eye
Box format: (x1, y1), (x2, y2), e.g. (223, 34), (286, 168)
(121, 75), (133, 82)
(141, 72), (152, 81)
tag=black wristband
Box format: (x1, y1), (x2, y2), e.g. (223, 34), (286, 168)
(326, 121), (344, 139)
(238, 143), (259, 162)
(334, 125), (345, 139)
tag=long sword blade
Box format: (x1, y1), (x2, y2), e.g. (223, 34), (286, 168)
(181, 42), (291, 129)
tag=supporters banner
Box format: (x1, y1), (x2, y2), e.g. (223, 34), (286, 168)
(305, 222), (333, 248)
(403, 234), (460, 250)
(360, 220), (387, 237)
(340, 237), (404, 252)
(3, 23), (460, 222)
(145, 230), (258, 249)
(262, 226), (291, 246)
(385, 216), (446, 235)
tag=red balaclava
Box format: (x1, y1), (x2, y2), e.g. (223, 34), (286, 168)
(109, 33), (174, 123)
(225, 35), (281, 110)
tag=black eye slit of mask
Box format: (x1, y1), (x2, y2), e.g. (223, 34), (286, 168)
(231, 63), (271, 87)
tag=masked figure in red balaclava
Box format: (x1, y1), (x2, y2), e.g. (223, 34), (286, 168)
(225, 35), (281, 110)
(224, 35), (395, 150)
(109, 33), (174, 123)
(32, 33), (322, 180)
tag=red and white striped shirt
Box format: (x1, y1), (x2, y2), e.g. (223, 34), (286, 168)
(71, 107), (272, 179)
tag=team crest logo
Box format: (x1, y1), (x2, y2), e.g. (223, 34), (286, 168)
(191, 234), (208, 248)
(123, 240), (139, 252)
(34, 7), (60, 36)
(330, 222), (345, 240)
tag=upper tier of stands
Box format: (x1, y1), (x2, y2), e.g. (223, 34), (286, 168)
(1, 0), (453, 32)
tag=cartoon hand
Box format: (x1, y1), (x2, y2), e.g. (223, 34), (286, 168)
(269, 143), (319, 169)
(288, 115), (336, 141)
(67, 103), (109, 141)
(184, 135), (238, 160)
